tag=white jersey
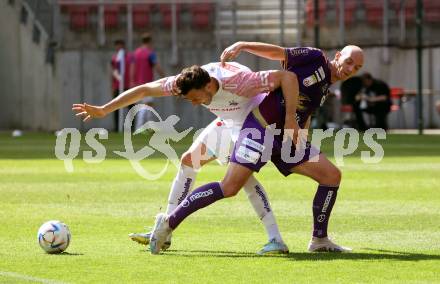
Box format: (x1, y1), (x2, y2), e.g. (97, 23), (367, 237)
(162, 62), (276, 129)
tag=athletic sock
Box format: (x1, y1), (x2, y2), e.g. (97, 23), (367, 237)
(243, 176), (283, 242)
(166, 164), (197, 214)
(168, 182), (224, 230)
(312, 184), (339, 238)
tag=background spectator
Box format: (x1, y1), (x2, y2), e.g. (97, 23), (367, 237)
(340, 76), (366, 130)
(111, 39), (133, 131)
(133, 33), (165, 131)
(359, 73), (392, 130)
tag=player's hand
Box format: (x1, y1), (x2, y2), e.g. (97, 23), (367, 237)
(283, 117), (300, 145)
(72, 103), (107, 122)
(220, 42), (244, 66)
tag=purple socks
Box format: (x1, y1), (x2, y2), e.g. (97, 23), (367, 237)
(312, 184), (339, 238)
(168, 182), (224, 229)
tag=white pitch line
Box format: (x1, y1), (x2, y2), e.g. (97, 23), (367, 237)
(0, 271), (67, 284)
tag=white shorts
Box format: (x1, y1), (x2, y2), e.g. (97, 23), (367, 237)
(189, 118), (241, 165)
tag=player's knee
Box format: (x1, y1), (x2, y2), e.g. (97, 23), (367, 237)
(220, 180), (241, 198)
(328, 166), (342, 185)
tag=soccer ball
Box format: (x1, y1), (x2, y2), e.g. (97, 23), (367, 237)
(37, 220), (71, 254)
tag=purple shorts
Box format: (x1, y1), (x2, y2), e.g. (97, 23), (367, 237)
(230, 111), (320, 176)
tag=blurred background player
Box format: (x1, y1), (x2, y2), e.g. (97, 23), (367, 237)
(133, 33), (165, 131)
(111, 39), (133, 132)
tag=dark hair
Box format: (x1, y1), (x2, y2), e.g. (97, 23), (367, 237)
(175, 65), (211, 96)
(114, 39), (125, 46)
(141, 33), (152, 44)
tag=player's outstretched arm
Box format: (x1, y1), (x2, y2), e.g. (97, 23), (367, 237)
(72, 78), (166, 122)
(220, 41), (285, 64)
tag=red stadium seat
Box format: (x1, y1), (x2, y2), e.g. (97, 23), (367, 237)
(363, 0), (383, 26)
(305, 0), (326, 27)
(341, 104), (354, 113)
(67, 5), (91, 31)
(390, 87), (404, 112)
(104, 5), (120, 30)
(390, 87), (404, 99)
(424, 0), (440, 23)
(159, 4), (181, 29)
(190, 3), (214, 29)
(336, 0), (357, 25)
(391, 0), (416, 23)
(133, 4), (151, 29)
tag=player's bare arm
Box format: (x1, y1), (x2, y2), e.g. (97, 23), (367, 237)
(269, 70), (300, 143)
(72, 78), (166, 122)
(221, 41), (285, 64)
(302, 115), (312, 141)
(112, 69), (122, 82)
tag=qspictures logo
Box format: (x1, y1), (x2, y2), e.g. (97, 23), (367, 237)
(55, 105), (387, 180)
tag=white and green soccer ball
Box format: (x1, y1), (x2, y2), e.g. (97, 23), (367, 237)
(37, 220), (71, 254)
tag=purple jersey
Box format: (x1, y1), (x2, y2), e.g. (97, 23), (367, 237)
(258, 47), (332, 128)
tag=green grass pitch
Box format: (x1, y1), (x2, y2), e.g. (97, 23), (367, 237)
(0, 132), (439, 283)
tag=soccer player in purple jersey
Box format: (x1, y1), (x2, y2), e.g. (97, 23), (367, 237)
(149, 43), (364, 254)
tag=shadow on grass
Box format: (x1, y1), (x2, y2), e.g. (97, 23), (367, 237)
(158, 248), (440, 261)
(50, 252), (84, 256)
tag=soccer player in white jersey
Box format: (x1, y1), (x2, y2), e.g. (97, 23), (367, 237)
(72, 62), (298, 255)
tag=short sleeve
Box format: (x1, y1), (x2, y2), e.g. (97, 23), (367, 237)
(222, 70), (276, 98)
(161, 75), (179, 96)
(282, 47), (323, 70)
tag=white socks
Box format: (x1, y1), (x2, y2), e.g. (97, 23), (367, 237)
(243, 175), (283, 243)
(166, 164), (197, 214)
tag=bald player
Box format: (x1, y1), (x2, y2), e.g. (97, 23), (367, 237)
(149, 44), (364, 254)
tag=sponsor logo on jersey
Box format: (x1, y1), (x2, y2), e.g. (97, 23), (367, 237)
(260, 72), (269, 86)
(242, 138), (265, 152)
(236, 145), (261, 164)
(303, 75), (318, 87)
(303, 66), (325, 87)
(321, 190), (334, 213)
(223, 83), (238, 90)
(318, 66), (326, 80)
(208, 107), (241, 112)
(189, 188), (214, 202)
(229, 100), (239, 106)
(290, 48), (309, 57)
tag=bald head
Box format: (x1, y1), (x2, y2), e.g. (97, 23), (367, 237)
(332, 45), (364, 82)
(341, 45), (364, 66)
